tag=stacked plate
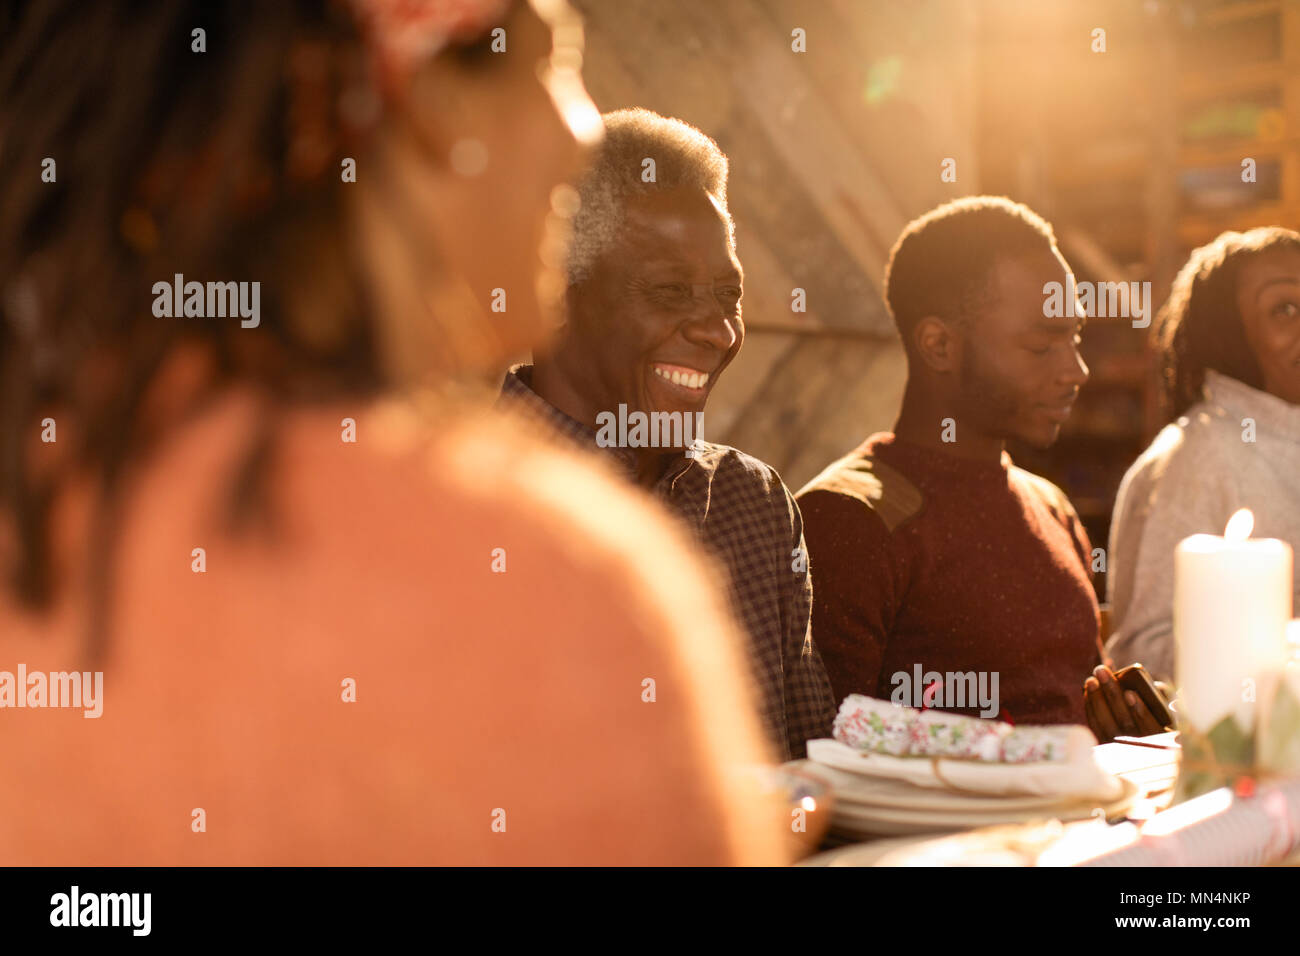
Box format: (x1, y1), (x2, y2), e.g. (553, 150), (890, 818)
(790, 746), (1139, 841)
(797, 820), (1085, 867)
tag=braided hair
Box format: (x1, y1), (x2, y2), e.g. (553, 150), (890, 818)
(0, 1), (388, 654)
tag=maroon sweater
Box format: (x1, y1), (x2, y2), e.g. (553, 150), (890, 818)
(796, 433), (1100, 725)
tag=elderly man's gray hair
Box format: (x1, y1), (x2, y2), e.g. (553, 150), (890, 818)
(567, 108), (733, 286)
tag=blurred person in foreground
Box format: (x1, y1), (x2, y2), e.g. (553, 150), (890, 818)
(499, 108), (834, 760)
(796, 197), (1166, 742)
(1107, 228), (1300, 684)
(0, 0), (785, 865)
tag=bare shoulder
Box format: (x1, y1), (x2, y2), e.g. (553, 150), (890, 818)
(22, 391), (783, 864)
(177, 394), (753, 653)
(129, 391), (711, 607)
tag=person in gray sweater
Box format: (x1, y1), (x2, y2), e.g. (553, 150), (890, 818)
(1107, 227), (1300, 683)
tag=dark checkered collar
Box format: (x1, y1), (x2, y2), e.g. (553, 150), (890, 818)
(498, 364), (724, 489)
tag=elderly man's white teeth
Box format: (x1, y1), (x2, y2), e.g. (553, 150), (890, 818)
(652, 365), (710, 389)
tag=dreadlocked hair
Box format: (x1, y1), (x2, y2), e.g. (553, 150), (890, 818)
(0, 1), (388, 660)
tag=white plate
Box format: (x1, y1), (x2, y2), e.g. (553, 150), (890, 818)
(789, 760), (1081, 812)
(823, 778), (1139, 839)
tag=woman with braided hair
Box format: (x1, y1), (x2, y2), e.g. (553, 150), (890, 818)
(0, 0), (784, 865)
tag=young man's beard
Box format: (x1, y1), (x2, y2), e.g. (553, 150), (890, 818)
(958, 343), (1024, 442)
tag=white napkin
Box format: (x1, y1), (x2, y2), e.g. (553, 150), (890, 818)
(806, 726), (1121, 801)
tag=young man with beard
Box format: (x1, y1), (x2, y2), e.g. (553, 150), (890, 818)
(797, 197), (1164, 741)
(500, 109), (834, 760)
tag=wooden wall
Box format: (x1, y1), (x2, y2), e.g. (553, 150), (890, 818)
(541, 0), (1299, 602)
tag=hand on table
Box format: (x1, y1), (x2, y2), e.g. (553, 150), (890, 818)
(1083, 664), (1167, 743)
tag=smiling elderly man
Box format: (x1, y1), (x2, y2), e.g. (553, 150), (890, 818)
(499, 108), (834, 760)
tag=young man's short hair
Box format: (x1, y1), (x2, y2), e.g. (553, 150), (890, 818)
(884, 196), (1059, 347)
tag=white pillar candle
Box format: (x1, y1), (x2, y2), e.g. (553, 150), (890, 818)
(1173, 511), (1294, 732)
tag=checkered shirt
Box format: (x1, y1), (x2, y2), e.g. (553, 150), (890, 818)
(500, 365), (835, 760)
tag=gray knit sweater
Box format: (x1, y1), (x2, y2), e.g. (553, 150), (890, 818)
(1106, 371), (1300, 682)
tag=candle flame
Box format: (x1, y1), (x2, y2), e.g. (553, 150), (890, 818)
(1224, 509), (1254, 541)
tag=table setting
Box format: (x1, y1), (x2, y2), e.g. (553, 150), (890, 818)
(780, 509), (1300, 867)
